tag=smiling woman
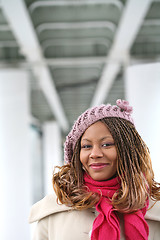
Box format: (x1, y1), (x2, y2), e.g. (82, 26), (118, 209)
(29, 99), (160, 240)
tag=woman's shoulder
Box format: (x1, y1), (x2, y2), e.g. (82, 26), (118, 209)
(145, 199), (160, 222)
(28, 191), (71, 223)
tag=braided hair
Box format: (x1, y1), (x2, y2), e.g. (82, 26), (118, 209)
(53, 117), (160, 212)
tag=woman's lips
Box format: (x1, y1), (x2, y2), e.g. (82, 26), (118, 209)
(89, 163), (109, 170)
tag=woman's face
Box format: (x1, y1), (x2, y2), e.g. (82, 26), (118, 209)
(80, 121), (117, 181)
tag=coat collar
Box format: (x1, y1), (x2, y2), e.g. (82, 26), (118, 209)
(29, 192), (160, 223)
(29, 193), (71, 223)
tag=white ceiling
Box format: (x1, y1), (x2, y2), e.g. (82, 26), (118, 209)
(0, 0), (160, 133)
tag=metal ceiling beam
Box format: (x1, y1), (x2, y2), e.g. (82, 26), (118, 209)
(29, 0), (123, 13)
(46, 57), (107, 66)
(1, 0), (69, 132)
(143, 19), (160, 26)
(42, 38), (110, 50)
(0, 41), (18, 47)
(135, 36), (160, 43)
(0, 56), (107, 68)
(36, 21), (116, 34)
(91, 0), (153, 106)
(2, 56), (158, 69)
(0, 25), (11, 31)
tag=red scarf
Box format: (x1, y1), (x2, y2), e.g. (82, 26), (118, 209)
(84, 173), (149, 240)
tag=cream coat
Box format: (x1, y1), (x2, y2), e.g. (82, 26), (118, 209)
(29, 192), (160, 240)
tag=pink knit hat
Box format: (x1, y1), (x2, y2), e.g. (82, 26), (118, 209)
(64, 99), (134, 163)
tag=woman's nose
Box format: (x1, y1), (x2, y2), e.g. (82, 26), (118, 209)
(89, 146), (103, 158)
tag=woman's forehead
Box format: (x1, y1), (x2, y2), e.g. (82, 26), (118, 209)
(81, 121), (113, 140)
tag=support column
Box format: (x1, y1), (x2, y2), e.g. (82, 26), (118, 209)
(125, 63), (160, 181)
(30, 125), (43, 203)
(43, 121), (62, 195)
(0, 69), (31, 240)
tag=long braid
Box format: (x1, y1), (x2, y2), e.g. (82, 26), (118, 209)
(101, 118), (151, 211)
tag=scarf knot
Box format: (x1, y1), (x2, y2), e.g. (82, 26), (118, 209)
(84, 173), (149, 240)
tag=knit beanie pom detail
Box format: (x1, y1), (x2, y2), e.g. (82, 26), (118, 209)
(116, 99), (133, 113)
(64, 99), (134, 163)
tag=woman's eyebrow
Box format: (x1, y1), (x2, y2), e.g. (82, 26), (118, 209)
(81, 136), (113, 142)
(101, 136), (113, 140)
(81, 138), (91, 142)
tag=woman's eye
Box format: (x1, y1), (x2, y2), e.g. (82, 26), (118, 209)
(102, 143), (114, 147)
(81, 145), (92, 149)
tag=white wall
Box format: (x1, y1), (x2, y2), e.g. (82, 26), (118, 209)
(0, 69), (32, 240)
(43, 121), (62, 195)
(125, 63), (160, 182)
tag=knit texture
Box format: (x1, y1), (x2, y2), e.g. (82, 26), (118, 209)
(84, 173), (149, 240)
(64, 99), (134, 163)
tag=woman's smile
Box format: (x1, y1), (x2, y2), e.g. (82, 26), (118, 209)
(89, 162), (110, 170)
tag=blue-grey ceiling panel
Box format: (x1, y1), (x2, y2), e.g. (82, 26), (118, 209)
(0, 8), (25, 60)
(131, 1), (160, 57)
(29, 1), (124, 26)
